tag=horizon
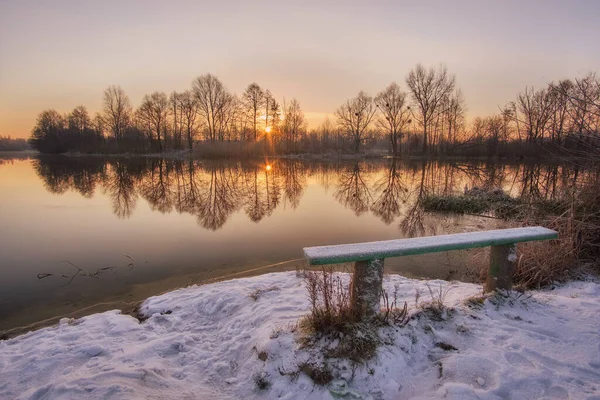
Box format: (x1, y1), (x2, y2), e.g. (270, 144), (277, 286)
(1, 0), (599, 139)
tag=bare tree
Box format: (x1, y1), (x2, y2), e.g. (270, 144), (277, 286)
(406, 64), (456, 153)
(68, 105), (92, 134)
(335, 91), (377, 153)
(375, 83), (411, 156)
(169, 92), (185, 149)
(192, 74), (232, 142)
(516, 87), (552, 145)
(282, 98), (306, 152)
(136, 92), (170, 152)
(178, 90), (199, 149)
(442, 90), (466, 148)
(243, 83), (265, 141)
(93, 113), (105, 137)
(103, 85), (132, 142)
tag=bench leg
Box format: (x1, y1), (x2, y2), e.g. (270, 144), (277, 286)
(351, 259), (384, 318)
(485, 244), (517, 292)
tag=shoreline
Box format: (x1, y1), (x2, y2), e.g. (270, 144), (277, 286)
(0, 149), (593, 165)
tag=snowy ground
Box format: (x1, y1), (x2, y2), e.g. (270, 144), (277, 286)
(1, 272), (599, 400)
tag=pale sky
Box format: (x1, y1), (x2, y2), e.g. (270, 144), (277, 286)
(1, 0), (599, 138)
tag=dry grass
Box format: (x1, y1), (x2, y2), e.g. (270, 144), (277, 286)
(414, 283), (455, 321)
(249, 285), (280, 301)
(300, 267), (359, 334)
(511, 178), (600, 288)
(381, 283), (409, 325)
(297, 267), (385, 366)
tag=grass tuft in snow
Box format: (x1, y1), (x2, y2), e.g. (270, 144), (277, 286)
(253, 371), (271, 390)
(414, 283), (455, 321)
(295, 267), (413, 380)
(249, 285), (280, 301)
(296, 361), (334, 386)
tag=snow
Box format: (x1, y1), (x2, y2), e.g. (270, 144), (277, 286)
(304, 227), (558, 265)
(0, 272), (598, 400)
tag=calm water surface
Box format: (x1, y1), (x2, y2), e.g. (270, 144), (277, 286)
(0, 156), (581, 332)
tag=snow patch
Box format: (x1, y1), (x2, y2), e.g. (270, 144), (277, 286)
(0, 272), (598, 399)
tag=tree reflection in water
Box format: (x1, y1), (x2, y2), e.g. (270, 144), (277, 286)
(371, 159), (409, 224)
(334, 162), (372, 216)
(32, 157), (593, 234)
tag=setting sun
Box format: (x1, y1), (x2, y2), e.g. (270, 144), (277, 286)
(265, 126), (272, 133)
(265, 164), (272, 171)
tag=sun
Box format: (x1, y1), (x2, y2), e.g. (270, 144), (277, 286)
(265, 164), (272, 171)
(265, 126), (272, 133)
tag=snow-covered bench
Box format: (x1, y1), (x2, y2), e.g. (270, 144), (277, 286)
(303, 227), (558, 317)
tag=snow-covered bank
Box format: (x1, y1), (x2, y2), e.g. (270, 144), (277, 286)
(1, 272), (599, 400)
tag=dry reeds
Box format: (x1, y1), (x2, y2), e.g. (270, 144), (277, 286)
(301, 266), (357, 335)
(506, 178), (599, 288)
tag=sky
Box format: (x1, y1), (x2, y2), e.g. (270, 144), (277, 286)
(1, 0), (599, 138)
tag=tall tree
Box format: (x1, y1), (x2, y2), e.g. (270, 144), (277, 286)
(406, 64), (456, 153)
(516, 87), (552, 144)
(282, 99), (306, 151)
(192, 74), (232, 142)
(243, 83), (265, 141)
(136, 92), (170, 152)
(375, 83), (411, 156)
(179, 90), (199, 149)
(29, 109), (67, 153)
(335, 91), (377, 153)
(68, 105), (92, 135)
(102, 85), (132, 142)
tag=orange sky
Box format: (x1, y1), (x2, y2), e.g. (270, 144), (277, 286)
(1, 0), (599, 138)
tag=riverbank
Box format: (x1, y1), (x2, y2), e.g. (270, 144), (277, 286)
(1, 271), (598, 399)
(3, 148), (595, 164)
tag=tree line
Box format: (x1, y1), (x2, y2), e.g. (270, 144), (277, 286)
(28, 65), (600, 158)
(0, 136), (30, 151)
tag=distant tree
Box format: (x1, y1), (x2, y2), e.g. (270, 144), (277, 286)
(406, 64), (456, 153)
(102, 85), (133, 142)
(136, 92), (170, 152)
(68, 105), (92, 135)
(0, 136), (30, 151)
(441, 90), (467, 148)
(335, 91), (377, 153)
(29, 109), (67, 153)
(93, 112), (106, 137)
(375, 83), (411, 156)
(170, 92), (184, 149)
(243, 83), (265, 141)
(178, 90), (199, 149)
(192, 74), (232, 142)
(516, 87), (552, 145)
(282, 99), (306, 152)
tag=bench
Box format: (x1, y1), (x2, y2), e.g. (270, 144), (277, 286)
(303, 226), (558, 317)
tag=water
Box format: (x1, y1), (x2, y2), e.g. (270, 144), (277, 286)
(0, 156), (585, 333)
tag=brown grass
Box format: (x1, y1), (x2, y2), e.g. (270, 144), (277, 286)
(464, 176), (600, 289)
(300, 267), (359, 334)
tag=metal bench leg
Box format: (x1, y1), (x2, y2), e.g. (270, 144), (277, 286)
(351, 259), (384, 318)
(485, 244), (517, 292)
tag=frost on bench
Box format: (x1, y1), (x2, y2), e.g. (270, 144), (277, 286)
(303, 227), (558, 266)
(303, 227), (558, 304)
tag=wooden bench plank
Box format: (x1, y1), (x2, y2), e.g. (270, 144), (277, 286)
(304, 226), (557, 265)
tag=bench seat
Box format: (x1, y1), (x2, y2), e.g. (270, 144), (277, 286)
(304, 226), (558, 265)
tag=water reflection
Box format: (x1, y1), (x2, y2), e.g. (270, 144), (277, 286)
(30, 157), (592, 234)
(371, 159), (409, 224)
